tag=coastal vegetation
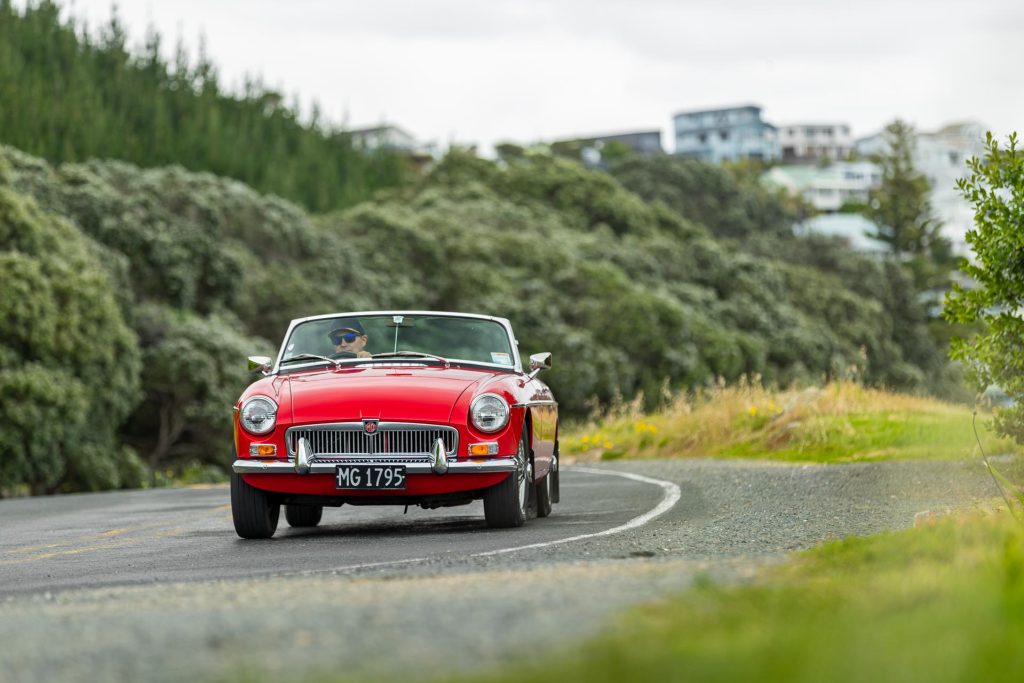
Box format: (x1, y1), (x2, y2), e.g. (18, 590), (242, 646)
(0, 1), (992, 494)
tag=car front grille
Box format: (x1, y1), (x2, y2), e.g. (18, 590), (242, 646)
(285, 422), (458, 462)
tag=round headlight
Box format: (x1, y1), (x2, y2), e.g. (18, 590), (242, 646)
(240, 396), (278, 435)
(470, 394), (510, 433)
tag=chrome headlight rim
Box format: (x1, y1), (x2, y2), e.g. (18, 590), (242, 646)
(469, 393), (510, 434)
(240, 396), (279, 436)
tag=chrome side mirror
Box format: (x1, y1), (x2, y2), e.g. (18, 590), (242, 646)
(247, 355), (273, 375)
(527, 352), (552, 380)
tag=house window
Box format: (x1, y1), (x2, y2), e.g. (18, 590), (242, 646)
(698, 133), (707, 144)
(720, 130), (729, 141)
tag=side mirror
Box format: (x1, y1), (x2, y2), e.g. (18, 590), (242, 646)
(527, 352), (552, 379)
(247, 355), (273, 375)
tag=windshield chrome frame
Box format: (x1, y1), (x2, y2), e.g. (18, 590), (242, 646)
(270, 311), (523, 375)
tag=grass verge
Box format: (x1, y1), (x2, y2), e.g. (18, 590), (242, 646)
(464, 509), (1024, 683)
(564, 381), (1023, 463)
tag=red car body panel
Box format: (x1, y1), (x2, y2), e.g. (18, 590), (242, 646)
(241, 472), (510, 497)
(286, 367), (485, 424)
(234, 363), (557, 500)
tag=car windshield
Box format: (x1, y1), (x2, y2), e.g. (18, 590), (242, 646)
(279, 314), (516, 369)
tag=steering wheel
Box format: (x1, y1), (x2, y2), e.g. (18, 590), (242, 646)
(329, 351), (357, 359)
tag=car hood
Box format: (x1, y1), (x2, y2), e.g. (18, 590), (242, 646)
(285, 366), (499, 425)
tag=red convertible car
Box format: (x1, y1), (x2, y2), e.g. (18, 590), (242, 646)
(231, 311), (559, 539)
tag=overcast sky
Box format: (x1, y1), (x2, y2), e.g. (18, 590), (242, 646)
(61, 0), (1023, 152)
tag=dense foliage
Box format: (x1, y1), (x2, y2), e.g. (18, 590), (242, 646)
(0, 140), (955, 494)
(946, 133), (1024, 441)
(0, 1), (406, 212)
(0, 157), (144, 493)
(609, 155), (797, 240)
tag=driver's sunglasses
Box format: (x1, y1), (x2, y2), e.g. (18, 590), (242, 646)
(331, 331), (360, 345)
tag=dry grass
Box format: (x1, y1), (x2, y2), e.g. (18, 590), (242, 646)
(563, 381), (1022, 463)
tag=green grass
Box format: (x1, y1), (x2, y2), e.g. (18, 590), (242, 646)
(464, 510), (1024, 683)
(565, 382), (1024, 463)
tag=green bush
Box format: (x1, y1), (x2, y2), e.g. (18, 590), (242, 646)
(0, 184), (142, 494)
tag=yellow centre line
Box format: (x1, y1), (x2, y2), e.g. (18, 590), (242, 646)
(1, 522), (166, 556)
(0, 505), (218, 564)
(0, 527), (187, 566)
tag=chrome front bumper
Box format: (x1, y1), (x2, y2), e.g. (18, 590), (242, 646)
(232, 458), (516, 475)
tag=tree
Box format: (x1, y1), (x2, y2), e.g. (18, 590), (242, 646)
(945, 132), (1024, 441)
(126, 305), (273, 478)
(865, 120), (952, 289)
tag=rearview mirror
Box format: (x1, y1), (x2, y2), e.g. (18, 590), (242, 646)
(528, 352), (552, 379)
(247, 355), (273, 375)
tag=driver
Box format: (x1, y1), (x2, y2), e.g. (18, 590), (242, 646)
(329, 320), (371, 358)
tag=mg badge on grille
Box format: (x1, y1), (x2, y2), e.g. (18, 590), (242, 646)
(363, 419), (380, 435)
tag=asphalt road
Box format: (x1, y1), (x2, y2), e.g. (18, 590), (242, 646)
(0, 458), (1006, 683)
(0, 466), (669, 597)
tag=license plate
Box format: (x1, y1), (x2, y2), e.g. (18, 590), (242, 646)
(335, 464), (406, 490)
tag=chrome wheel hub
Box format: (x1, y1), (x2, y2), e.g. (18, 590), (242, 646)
(516, 441), (529, 512)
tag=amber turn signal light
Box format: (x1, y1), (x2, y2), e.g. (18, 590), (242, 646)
(468, 442), (499, 456)
(249, 444), (277, 457)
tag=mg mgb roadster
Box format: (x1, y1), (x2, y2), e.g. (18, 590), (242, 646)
(231, 311), (559, 538)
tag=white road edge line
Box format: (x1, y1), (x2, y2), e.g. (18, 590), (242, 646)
(472, 466), (681, 558)
(305, 467), (680, 575)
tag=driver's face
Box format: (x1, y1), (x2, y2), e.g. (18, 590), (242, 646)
(336, 334), (368, 354)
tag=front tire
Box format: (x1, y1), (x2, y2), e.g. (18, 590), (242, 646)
(484, 428), (531, 528)
(285, 504), (323, 528)
(231, 472), (280, 539)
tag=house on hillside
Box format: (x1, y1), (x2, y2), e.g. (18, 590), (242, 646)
(551, 129), (664, 167)
(777, 123), (853, 163)
(764, 161), (881, 213)
(855, 121), (987, 255)
(347, 124), (420, 152)
(794, 214), (888, 255)
(673, 105), (779, 163)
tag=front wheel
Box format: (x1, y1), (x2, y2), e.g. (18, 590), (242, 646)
(231, 472), (280, 539)
(484, 428), (531, 528)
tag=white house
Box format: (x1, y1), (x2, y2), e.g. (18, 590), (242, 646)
(764, 161), (881, 213)
(777, 123), (854, 163)
(855, 121), (987, 255)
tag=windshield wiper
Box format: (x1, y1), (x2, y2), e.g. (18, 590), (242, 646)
(371, 351), (450, 368)
(280, 353), (343, 369)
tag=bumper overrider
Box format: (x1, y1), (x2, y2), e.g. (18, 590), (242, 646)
(233, 436), (516, 476)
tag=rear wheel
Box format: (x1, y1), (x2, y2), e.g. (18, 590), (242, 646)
(535, 468), (553, 518)
(285, 504), (323, 528)
(550, 443), (560, 504)
(231, 472), (280, 539)
(484, 427), (531, 528)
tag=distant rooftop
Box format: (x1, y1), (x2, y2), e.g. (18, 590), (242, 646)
(346, 123), (414, 137)
(799, 214), (888, 254)
(672, 104), (761, 117)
